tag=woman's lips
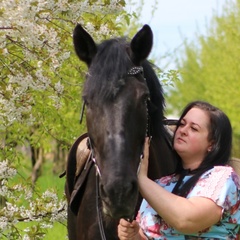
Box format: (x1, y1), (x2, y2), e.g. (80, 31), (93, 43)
(176, 137), (185, 143)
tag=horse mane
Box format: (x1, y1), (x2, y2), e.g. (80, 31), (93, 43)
(142, 60), (166, 137)
(83, 37), (132, 103)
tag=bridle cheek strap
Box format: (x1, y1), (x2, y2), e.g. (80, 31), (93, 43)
(92, 156), (101, 177)
(127, 66), (143, 76)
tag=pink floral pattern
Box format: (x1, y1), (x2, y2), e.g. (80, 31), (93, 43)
(138, 166), (240, 239)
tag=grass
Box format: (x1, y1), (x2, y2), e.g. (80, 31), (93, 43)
(44, 222), (67, 239)
(16, 220), (67, 239)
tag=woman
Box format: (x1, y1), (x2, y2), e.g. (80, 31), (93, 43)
(118, 101), (240, 239)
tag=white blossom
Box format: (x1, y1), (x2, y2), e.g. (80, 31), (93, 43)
(0, 0), (126, 237)
(0, 160), (17, 178)
(54, 81), (64, 94)
(0, 217), (8, 231)
(23, 234), (31, 240)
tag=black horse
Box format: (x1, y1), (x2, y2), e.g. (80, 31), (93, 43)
(65, 24), (177, 240)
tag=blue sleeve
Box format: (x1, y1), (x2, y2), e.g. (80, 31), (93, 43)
(188, 166), (240, 224)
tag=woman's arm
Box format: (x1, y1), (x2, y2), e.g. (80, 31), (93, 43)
(138, 138), (222, 233)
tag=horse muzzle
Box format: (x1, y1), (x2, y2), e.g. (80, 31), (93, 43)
(99, 178), (139, 219)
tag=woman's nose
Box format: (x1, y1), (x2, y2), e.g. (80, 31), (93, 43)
(179, 125), (188, 135)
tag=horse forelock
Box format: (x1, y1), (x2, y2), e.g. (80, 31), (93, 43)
(83, 37), (133, 103)
(82, 36), (166, 138)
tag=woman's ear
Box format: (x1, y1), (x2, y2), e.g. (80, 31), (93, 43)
(207, 142), (214, 152)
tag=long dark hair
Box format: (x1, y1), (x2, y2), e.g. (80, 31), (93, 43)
(172, 101), (232, 197)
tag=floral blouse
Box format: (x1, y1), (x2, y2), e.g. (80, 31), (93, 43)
(138, 166), (240, 239)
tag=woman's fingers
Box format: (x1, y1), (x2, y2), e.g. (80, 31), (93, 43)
(138, 137), (150, 177)
(143, 137), (150, 159)
(118, 219), (139, 239)
(119, 218), (133, 226)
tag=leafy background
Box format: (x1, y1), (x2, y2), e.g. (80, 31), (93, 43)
(0, 0), (239, 238)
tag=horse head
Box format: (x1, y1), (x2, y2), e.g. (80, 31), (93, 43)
(73, 24), (153, 219)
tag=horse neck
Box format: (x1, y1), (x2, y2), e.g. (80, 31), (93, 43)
(148, 129), (176, 179)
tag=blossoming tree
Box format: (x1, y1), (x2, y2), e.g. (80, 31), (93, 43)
(0, 0), (131, 238)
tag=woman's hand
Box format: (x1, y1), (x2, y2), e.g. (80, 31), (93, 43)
(138, 137), (150, 178)
(118, 218), (140, 240)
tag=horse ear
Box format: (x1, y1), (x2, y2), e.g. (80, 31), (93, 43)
(130, 25), (153, 65)
(73, 24), (97, 67)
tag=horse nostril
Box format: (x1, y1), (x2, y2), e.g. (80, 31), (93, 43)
(124, 180), (138, 195)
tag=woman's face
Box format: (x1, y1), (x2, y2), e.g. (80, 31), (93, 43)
(173, 107), (213, 167)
